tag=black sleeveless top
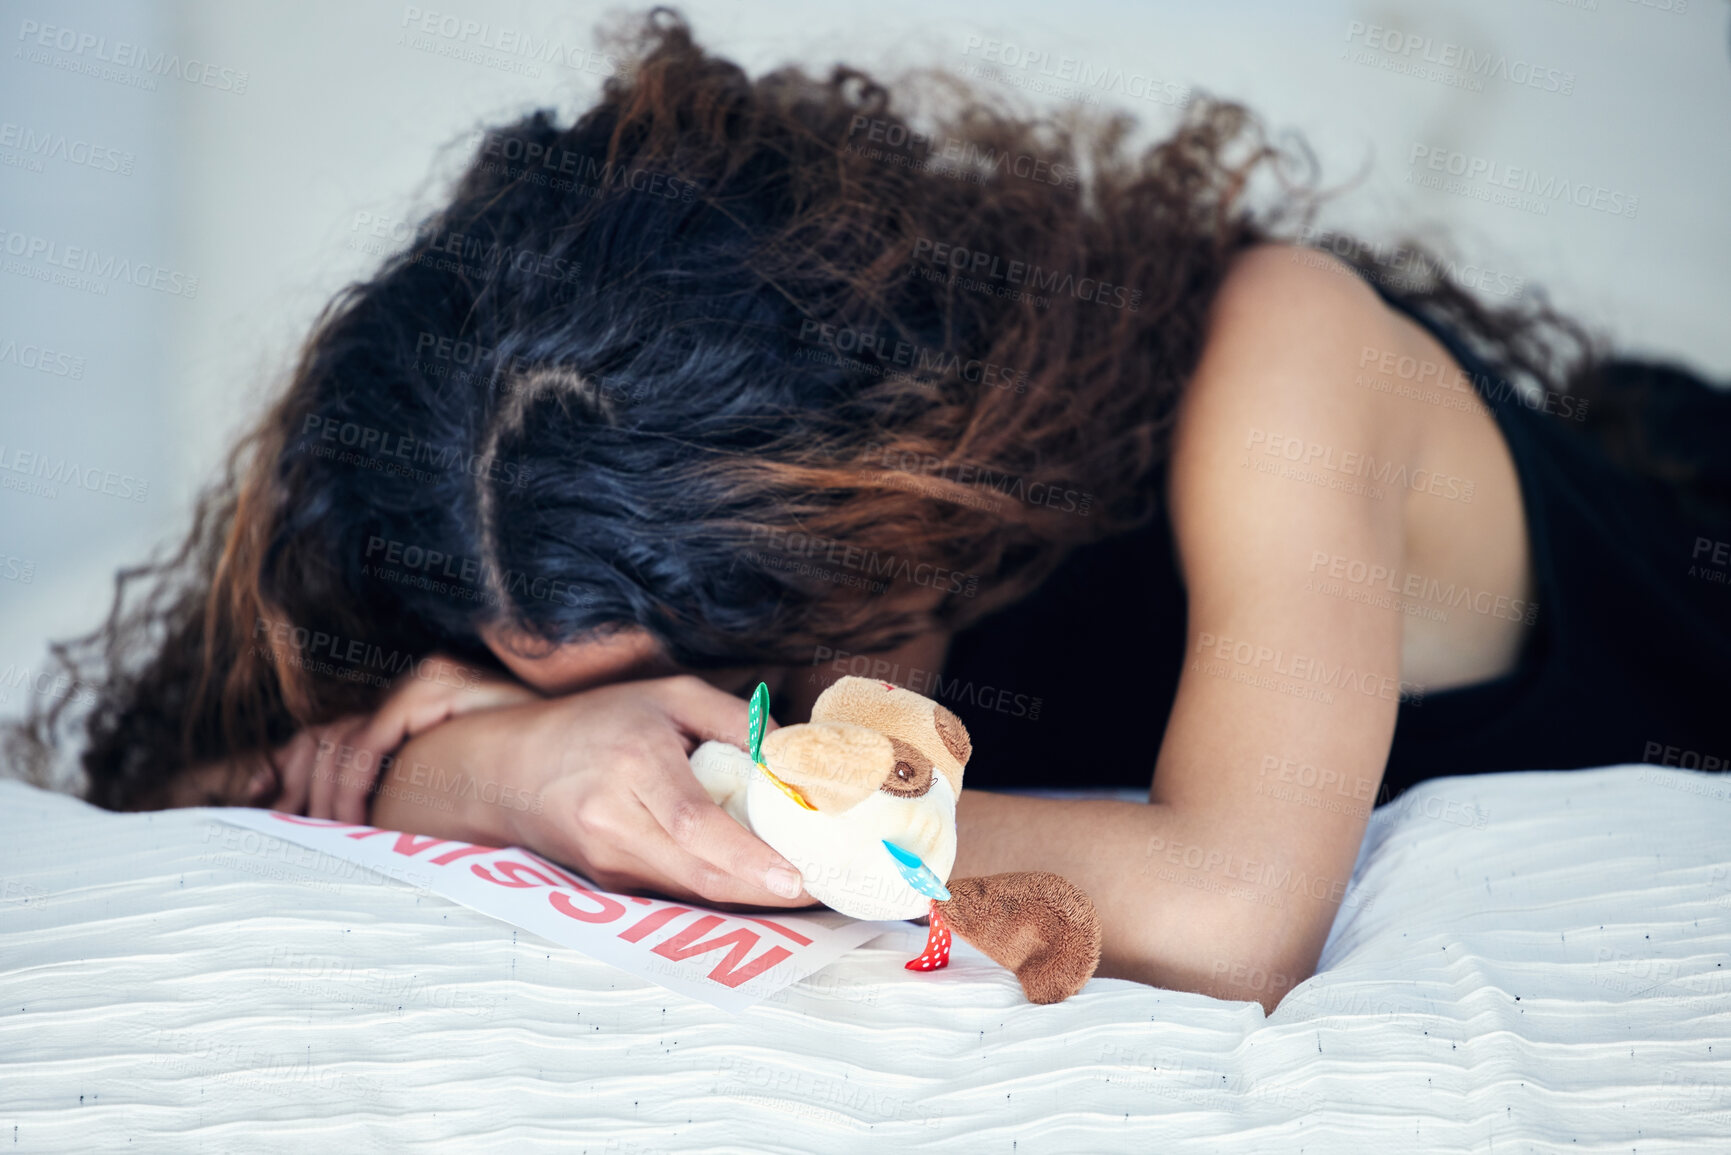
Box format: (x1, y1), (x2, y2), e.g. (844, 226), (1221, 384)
(938, 289), (1731, 803)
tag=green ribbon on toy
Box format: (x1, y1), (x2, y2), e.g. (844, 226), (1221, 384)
(747, 681), (770, 767)
(746, 680), (816, 810)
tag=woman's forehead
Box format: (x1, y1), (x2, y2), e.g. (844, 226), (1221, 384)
(479, 621), (670, 694)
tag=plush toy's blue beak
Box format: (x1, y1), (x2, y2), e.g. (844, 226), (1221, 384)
(883, 839), (951, 901)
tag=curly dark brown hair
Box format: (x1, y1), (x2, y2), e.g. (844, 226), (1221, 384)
(7, 7), (1621, 812)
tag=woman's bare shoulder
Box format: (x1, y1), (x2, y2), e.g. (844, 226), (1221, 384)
(1177, 242), (1419, 453)
(1171, 241), (1423, 496)
(1161, 237), (1448, 644)
(1205, 241), (1402, 376)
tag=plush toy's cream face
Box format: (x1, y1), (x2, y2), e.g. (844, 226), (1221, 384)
(737, 677), (971, 921)
(756, 722), (891, 814)
(688, 677), (973, 921)
(745, 753), (957, 922)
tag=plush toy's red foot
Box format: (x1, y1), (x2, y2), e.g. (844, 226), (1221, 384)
(905, 900), (951, 971)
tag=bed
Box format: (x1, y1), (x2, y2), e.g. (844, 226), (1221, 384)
(2, 763), (1728, 1152)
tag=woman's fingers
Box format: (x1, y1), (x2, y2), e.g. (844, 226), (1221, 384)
(617, 813), (815, 908)
(627, 674), (809, 903)
(652, 673), (779, 751)
(328, 740), (385, 824)
(324, 656), (540, 823)
(305, 725), (336, 819)
(268, 728), (321, 814)
(544, 777), (809, 909)
(329, 706), (419, 824)
(630, 748), (808, 903)
(307, 715), (372, 821)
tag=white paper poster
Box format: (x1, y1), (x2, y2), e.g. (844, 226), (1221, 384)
(207, 808), (903, 1013)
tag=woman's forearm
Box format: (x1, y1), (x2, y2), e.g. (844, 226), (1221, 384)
(367, 702), (539, 847)
(954, 790), (1330, 1012)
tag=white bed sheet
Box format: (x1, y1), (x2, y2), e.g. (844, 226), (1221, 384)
(2, 764), (1729, 1153)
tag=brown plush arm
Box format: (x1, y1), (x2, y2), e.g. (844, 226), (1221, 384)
(938, 872), (1102, 1004)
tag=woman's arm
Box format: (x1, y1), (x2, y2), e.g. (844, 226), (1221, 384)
(368, 675), (817, 909)
(951, 793), (1299, 1001)
(952, 247), (1427, 1012)
(365, 696), (538, 848)
(156, 655), (537, 815)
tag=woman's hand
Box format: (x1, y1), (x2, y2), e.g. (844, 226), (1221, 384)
(267, 653), (540, 823)
(512, 675), (812, 908)
(377, 674), (814, 911)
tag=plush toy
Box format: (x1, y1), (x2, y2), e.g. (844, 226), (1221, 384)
(689, 675), (1102, 1004)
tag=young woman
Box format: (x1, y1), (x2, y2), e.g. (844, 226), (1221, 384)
(13, 12), (1728, 1013)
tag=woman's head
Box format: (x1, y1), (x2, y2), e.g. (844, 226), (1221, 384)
(242, 15), (1270, 694)
(16, 7), (1590, 811)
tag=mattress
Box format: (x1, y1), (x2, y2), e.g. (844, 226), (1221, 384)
(2, 764), (1728, 1153)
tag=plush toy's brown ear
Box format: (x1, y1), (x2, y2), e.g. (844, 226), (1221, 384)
(936, 872), (1102, 1005)
(931, 703), (970, 767)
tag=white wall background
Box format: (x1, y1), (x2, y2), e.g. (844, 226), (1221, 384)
(3, 0), (1728, 782)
